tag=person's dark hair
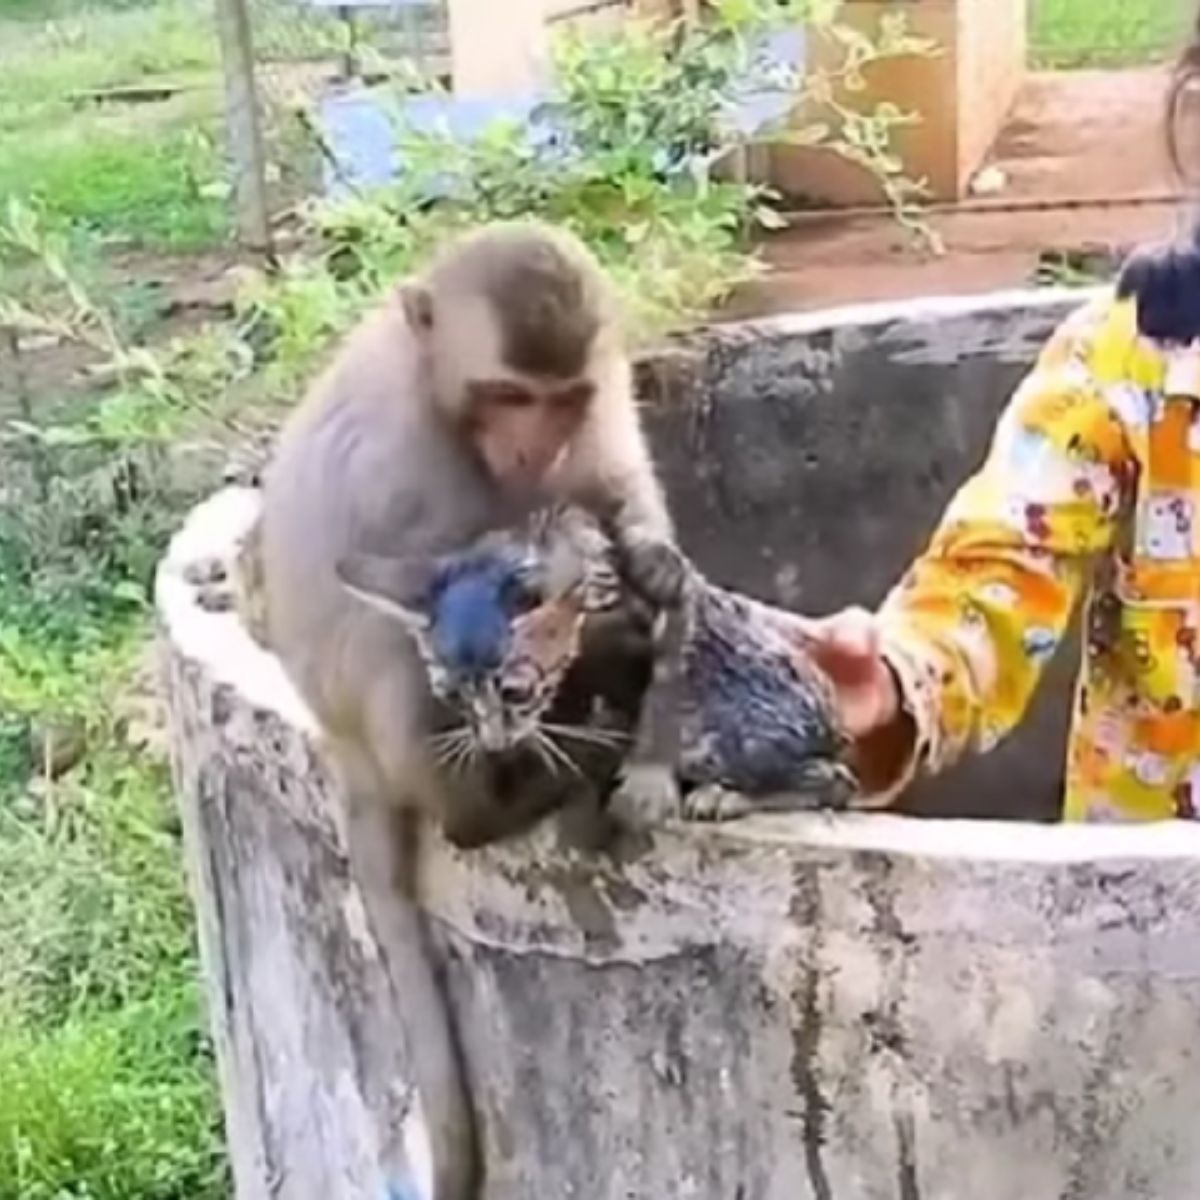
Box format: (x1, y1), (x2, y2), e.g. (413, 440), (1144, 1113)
(1116, 10), (1200, 342)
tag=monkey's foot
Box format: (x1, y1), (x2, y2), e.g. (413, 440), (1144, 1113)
(752, 761), (859, 814)
(610, 762), (683, 828)
(184, 556), (235, 613)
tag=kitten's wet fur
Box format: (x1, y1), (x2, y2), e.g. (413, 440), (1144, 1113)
(340, 504), (857, 842)
(608, 535), (859, 826)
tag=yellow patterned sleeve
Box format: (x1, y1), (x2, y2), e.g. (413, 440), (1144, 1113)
(872, 301), (1134, 799)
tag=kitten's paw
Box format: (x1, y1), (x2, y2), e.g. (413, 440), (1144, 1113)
(610, 763), (683, 828)
(184, 557), (234, 613)
(791, 759), (859, 811)
(681, 783), (753, 822)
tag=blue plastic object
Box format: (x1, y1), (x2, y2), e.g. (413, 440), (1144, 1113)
(316, 27), (805, 199)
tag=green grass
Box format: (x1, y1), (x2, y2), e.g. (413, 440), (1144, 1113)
(0, 729), (229, 1199)
(0, 99), (226, 249)
(0, 1), (226, 249)
(0, 0), (158, 16)
(0, 59), (235, 1167)
(1030, 0), (1193, 68)
(0, 995), (225, 1200)
(0, 511), (232, 1197)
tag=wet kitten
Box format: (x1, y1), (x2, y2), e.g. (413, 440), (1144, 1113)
(608, 534), (860, 826)
(337, 505), (653, 847)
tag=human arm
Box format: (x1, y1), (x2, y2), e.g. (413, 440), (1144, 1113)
(800, 299), (1135, 804)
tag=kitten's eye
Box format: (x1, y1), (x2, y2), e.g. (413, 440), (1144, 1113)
(506, 575), (542, 614)
(498, 681), (535, 707)
(512, 586), (540, 614)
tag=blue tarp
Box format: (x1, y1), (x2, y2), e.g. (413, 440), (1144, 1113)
(317, 28), (805, 199)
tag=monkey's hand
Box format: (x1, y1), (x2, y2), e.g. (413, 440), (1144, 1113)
(612, 534), (690, 611)
(610, 761), (684, 829)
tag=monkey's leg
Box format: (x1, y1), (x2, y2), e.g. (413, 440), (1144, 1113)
(334, 738), (481, 1200)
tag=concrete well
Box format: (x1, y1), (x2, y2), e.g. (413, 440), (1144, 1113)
(158, 287), (1200, 1200)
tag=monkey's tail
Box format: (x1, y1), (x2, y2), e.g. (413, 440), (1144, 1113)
(393, 813), (482, 1200)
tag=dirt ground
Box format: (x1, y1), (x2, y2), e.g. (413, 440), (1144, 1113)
(4, 66), (1187, 413)
(724, 67), (1187, 318)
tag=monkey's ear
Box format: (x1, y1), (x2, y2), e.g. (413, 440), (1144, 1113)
(336, 552), (433, 630)
(398, 283), (434, 335)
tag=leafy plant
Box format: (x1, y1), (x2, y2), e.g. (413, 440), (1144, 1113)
(265, 0), (937, 365)
(0, 208), (230, 1194)
(0, 994), (226, 1200)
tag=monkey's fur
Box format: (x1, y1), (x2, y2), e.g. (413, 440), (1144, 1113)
(610, 536), (860, 826)
(258, 221), (671, 1200)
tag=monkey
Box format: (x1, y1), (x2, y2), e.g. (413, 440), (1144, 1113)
(257, 220), (672, 1200)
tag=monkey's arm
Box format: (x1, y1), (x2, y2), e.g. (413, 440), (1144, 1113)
(563, 359), (675, 543)
(607, 540), (693, 828)
(330, 696), (482, 1200)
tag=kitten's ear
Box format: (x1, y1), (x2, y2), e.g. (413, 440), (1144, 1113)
(336, 552), (433, 631)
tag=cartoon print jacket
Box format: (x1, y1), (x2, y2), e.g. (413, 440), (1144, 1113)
(877, 292), (1200, 822)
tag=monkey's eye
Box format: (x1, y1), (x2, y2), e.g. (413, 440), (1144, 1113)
(491, 385), (535, 409)
(550, 382), (594, 411)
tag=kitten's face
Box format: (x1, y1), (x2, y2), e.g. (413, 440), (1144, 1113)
(417, 568), (587, 753)
(338, 505), (617, 755)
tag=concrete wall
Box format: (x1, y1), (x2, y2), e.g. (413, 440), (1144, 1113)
(445, 0), (550, 96)
(158, 284), (1200, 1200)
(446, 0), (628, 96)
(956, 0), (1027, 183)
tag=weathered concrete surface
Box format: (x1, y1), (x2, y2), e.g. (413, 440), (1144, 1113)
(162, 288), (1200, 1200)
(162, 482), (1200, 1200)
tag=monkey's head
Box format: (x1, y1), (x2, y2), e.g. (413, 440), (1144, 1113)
(338, 506), (621, 755)
(401, 221), (619, 492)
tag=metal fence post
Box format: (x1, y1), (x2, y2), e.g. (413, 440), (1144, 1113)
(214, 0), (273, 254)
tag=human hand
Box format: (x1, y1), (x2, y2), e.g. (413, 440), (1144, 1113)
(790, 607), (901, 741)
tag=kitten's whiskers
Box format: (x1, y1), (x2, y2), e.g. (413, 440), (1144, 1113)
(542, 721), (629, 749)
(534, 728), (582, 778)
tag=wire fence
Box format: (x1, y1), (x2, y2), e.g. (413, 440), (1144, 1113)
(213, 0), (451, 245)
(219, 0), (637, 244)
(213, 0), (1200, 248)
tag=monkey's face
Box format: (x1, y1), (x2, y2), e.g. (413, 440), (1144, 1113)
(404, 247), (606, 492)
(463, 377), (595, 490)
